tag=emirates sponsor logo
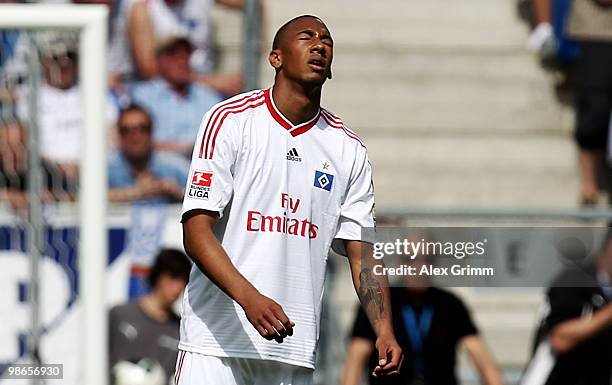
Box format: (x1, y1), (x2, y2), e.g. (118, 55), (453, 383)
(245, 193), (318, 238)
(246, 211), (319, 239)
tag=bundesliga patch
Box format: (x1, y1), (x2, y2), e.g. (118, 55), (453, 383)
(314, 170), (334, 191)
(188, 170), (213, 200)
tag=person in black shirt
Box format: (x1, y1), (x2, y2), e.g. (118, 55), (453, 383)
(537, 234), (612, 385)
(341, 255), (504, 385)
(109, 248), (192, 383)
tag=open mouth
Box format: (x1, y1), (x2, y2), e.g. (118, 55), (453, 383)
(308, 59), (326, 72)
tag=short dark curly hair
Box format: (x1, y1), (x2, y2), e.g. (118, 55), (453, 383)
(147, 248), (191, 287)
(272, 15), (323, 50)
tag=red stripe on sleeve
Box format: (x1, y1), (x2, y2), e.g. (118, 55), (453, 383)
(198, 91), (264, 158)
(207, 97), (266, 159)
(321, 110), (366, 148)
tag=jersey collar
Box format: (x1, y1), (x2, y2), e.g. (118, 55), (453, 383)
(264, 88), (320, 137)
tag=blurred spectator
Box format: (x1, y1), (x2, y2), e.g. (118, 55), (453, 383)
(0, 30), (27, 88)
(0, 121), (28, 211)
(0, 121), (82, 212)
(567, 0), (612, 205)
(341, 255), (504, 385)
(523, 233), (612, 385)
(523, 0), (579, 102)
(13, 32), (118, 201)
(130, 36), (221, 157)
(109, 248), (191, 384)
(525, 0), (580, 63)
(15, 33), (80, 200)
(109, 0), (245, 96)
(108, 104), (189, 203)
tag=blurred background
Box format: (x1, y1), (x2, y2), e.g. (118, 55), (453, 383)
(1, 0), (611, 384)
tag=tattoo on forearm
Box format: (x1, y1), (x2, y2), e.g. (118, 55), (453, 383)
(358, 268), (384, 320)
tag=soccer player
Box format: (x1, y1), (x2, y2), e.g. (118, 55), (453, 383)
(177, 15), (402, 385)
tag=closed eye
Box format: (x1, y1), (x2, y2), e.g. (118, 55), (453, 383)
(298, 32), (313, 40)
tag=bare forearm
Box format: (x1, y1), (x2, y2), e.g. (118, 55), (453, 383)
(128, 2), (158, 79)
(481, 366), (505, 385)
(183, 212), (258, 305)
(532, 0), (551, 24)
(550, 304), (612, 353)
(356, 267), (394, 336)
(341, 361), (363, 385)
(346, 241), (403, 376)
(341, 339), (373, 385)
(462, 336), (505, 385)
(346, 241), (394, 337)
(109, 187), (139, 202)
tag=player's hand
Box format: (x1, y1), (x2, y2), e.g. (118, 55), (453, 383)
(373, 333), (403, 377)
(240, 293), (295, 343)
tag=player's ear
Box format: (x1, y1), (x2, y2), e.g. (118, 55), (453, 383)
(269, 49), (282, 72)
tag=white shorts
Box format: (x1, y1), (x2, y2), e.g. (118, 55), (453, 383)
(174, 350), (313, 385)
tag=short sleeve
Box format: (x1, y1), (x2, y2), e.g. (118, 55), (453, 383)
(108, 306), (125, 368)
(331, 146), (376, 256)
(107, 152), (130, 188)
(448, 294), (478, 341)
(181, 109), (240, 219)
(351, 304), (377, 341)
(545, 286), (585, 329)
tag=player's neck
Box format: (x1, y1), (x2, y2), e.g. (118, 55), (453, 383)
(272, 79), (321, 126)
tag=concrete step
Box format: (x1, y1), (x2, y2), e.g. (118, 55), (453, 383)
(267, 0), (525, 25)
(213, 0), (531, 49)
(219, 48), (550, 82)
(211, 5), (564, 136)
(322, 79), (564, 134)
(329, 50), (549, 82)
(364, 135), (579, 209)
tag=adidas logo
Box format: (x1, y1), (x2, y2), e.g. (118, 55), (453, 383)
(287, 148), (302, 162)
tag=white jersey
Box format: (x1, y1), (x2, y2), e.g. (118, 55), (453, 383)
(180, 88), (375, 369)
